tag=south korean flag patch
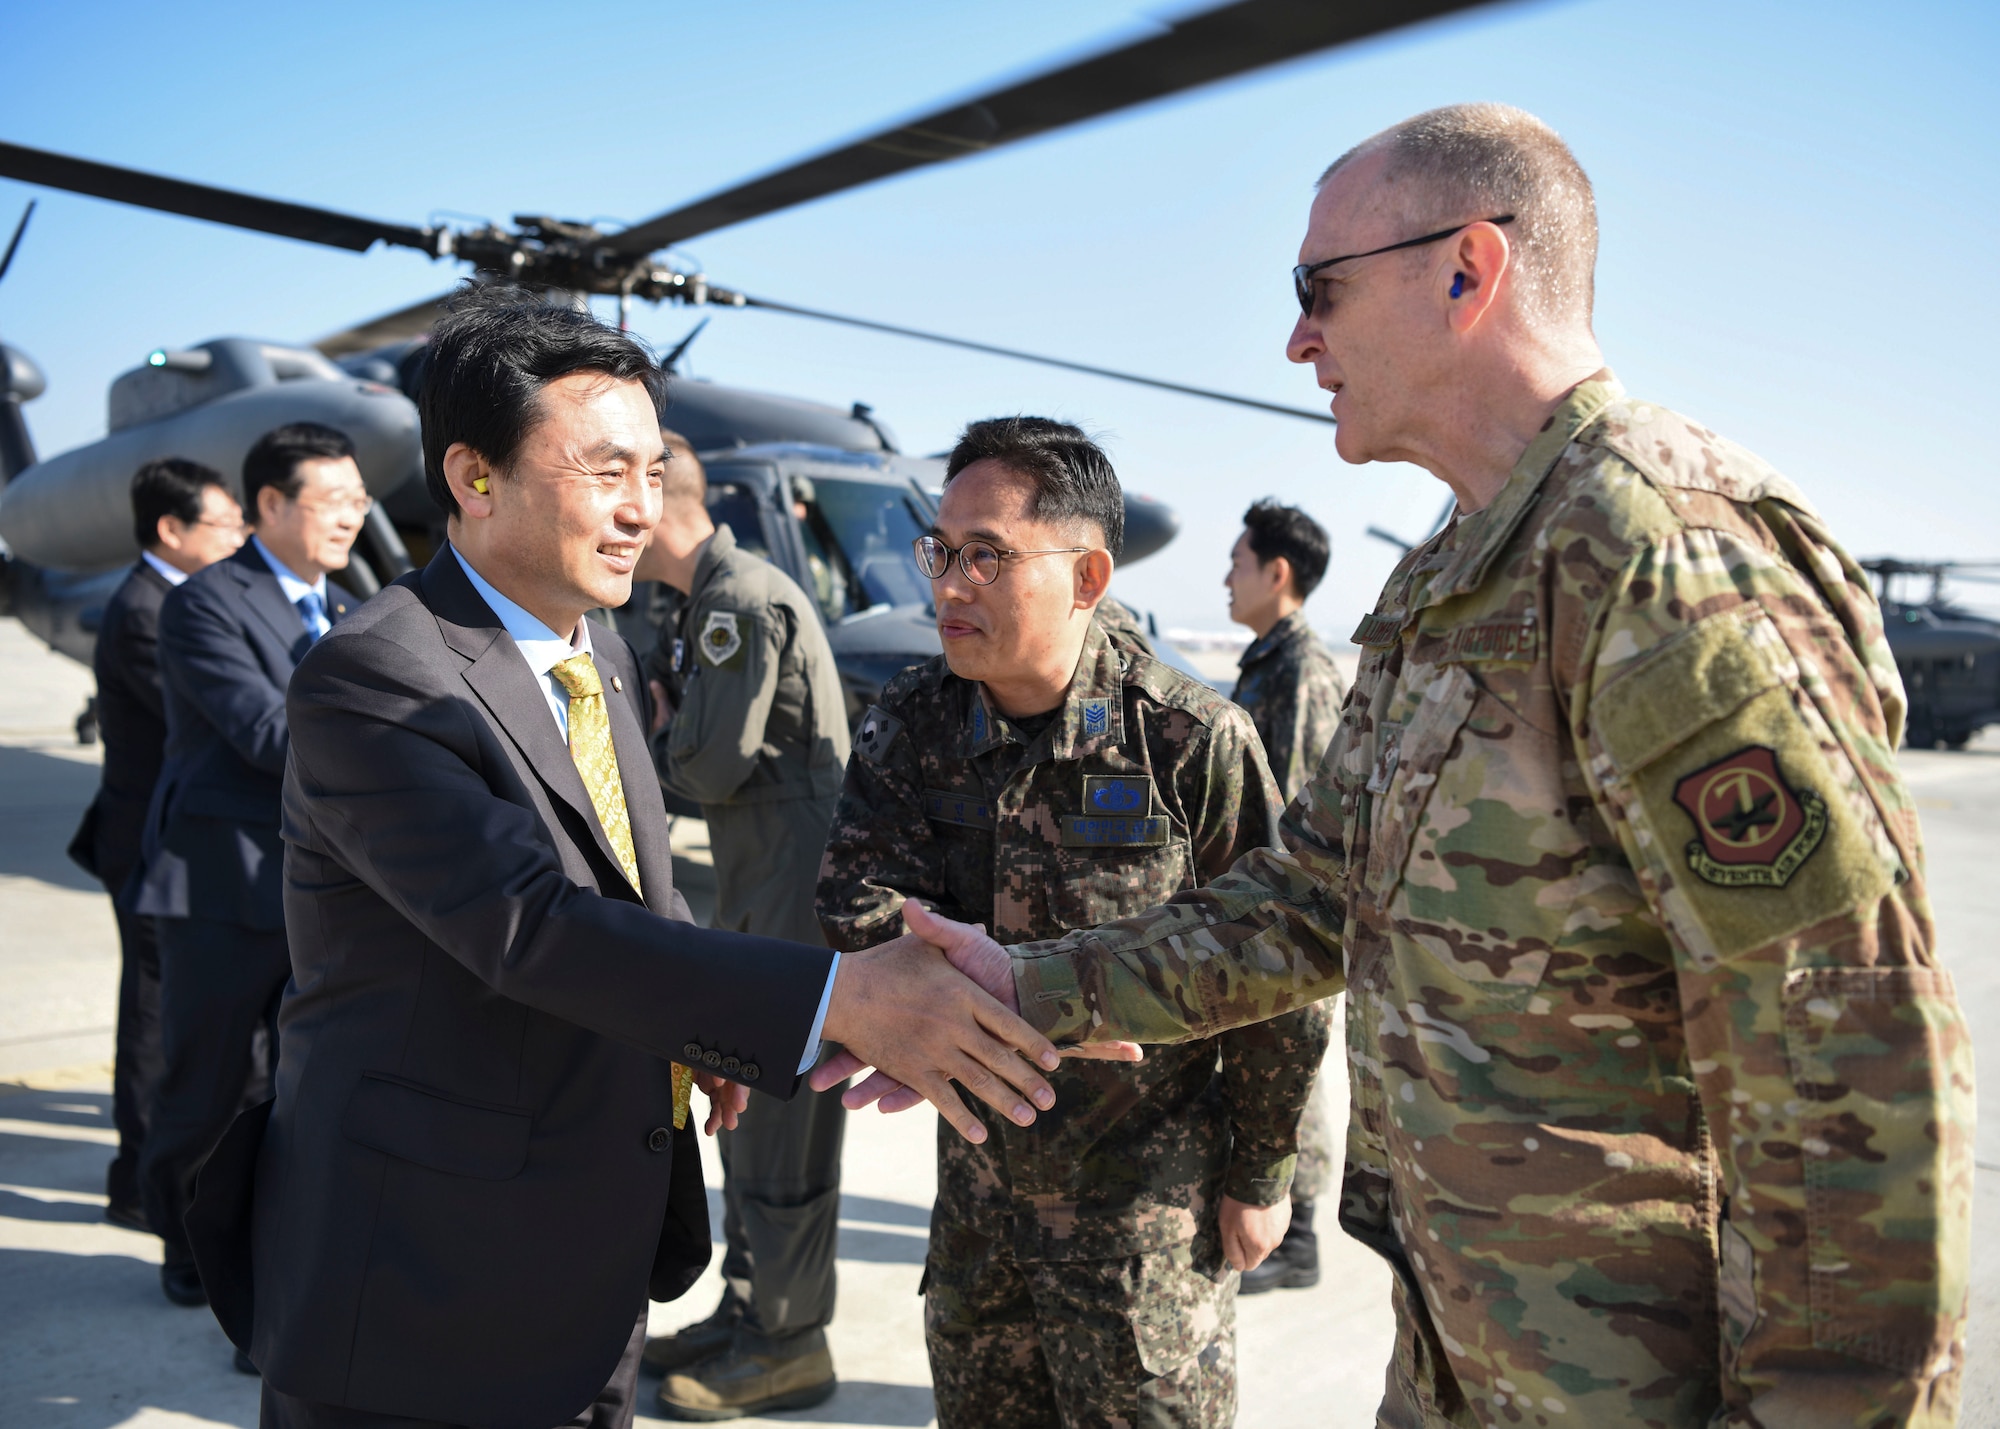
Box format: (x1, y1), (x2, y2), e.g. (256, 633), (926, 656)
(854, 705), (904, 764)
(699, 610), (745, 668)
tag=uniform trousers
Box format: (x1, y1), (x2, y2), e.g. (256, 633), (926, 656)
(923, 1218), (1238, 1429)
(705, 791), (847, 1341)
(259, 1310), (650, 1429)
(140, 915), (290, 1263)
(106, 900), (164, 1214)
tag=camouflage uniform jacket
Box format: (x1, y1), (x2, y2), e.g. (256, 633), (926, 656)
(1012, 377), (1972, 1426)
(817, 617), (1328, 1262)
(1233, 608), (1348, 804)
(646, 524), (849, 808)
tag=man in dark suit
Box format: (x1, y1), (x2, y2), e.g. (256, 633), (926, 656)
(189, 290), (1072, 1429)
(69, 458), (244, 1231)
(133, 422), (365, 1310)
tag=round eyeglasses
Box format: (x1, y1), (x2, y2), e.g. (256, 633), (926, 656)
(913, 535), (1091, 586)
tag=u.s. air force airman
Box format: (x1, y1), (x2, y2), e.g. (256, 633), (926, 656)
(868, 107), (1971, 1427)
(636, 433), (851, 1420)
(816, 417), (1327, 1428)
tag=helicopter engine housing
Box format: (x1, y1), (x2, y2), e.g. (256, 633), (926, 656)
(0, 337), (421, 572)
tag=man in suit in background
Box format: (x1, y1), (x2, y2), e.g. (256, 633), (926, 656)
(133, 422), (364, 1313)
(69, 458), (244, 1232)
(193, 289), (1070, 1429)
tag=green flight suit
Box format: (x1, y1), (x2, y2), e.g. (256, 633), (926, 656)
(649, 522), (852, 1343)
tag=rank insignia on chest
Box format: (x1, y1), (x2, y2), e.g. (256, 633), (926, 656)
(1671, 744), (1827, 888)
(1083, 774), (1153, 815)
(699, 610), (744, 667)
(924, 788), (997, 829)
(1080, 698), (1111, 738)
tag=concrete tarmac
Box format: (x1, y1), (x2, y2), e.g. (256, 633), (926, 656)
(0, 607), (1989, 1426)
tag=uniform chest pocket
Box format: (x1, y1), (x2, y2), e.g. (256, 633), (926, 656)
(1050, 840), (1194, 932)
(1368, 664), (1579, 1006)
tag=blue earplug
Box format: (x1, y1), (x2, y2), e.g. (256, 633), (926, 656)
(1450, 273), (1466, 299)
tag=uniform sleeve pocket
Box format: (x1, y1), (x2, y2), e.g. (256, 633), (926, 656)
(341, 1073), (532, 1181)
(1781, 966), (1973, 1374)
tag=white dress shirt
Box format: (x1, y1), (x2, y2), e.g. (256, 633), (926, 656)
(140, 550), (190, 587)
(449, 544), (836, 1074)
(252, 535), (332, 637)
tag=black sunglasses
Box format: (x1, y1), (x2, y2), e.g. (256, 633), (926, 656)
(1292, 215), (1514, 316)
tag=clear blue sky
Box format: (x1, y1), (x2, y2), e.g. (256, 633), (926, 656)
(2, 0), (1994, 639)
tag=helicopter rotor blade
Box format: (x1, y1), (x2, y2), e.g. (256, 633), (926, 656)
(313, 291), (458, 358)
(0, 199), (34, 287)
(600, 0), (1501, 258)
(0, 140), (439, 256)
(739, 292), (1335, 425)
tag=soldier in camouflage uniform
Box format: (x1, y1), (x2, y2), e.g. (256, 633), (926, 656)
(868, 108), (1971, 1427)
(635, 435), (852, 1420)
(817, 417), (1327, 1428)
(1222, 498), (1347, 1294)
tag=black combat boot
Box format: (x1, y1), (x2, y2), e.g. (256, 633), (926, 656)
(1238, 1199), (1320, 1294)
(642, 1292), (745, 1373)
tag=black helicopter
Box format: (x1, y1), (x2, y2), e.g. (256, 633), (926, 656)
(1863, 559), (2000, 751)
(0, 0), (1492, 722)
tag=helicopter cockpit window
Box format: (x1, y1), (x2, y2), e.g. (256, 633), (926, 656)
(704, 480), (771, 561)
(791, 476), (933, 621)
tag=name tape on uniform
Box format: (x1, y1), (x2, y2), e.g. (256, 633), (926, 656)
(923, 788), (997, 830)
(1060, 814), (1170, 848)
(1350, 612), (1405, 647)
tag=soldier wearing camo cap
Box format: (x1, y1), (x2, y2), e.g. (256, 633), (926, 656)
(1222, 497), (1347, 1295)
(817, 416), (1327, 1428)
(843, 105), (1973, 1427)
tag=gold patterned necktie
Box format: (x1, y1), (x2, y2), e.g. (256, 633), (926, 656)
(548, 651), (694, 1130)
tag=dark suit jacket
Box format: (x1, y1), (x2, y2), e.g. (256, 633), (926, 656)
(131, 543), (353, 929)
(193, 547), (834, 1429)
(69, 559), (173, 895)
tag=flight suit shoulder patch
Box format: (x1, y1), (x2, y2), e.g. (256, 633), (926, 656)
(698, 609), (746, 668)
(854, 705), (904, 763)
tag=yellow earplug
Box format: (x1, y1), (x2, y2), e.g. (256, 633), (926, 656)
(472, 477), (490, 494)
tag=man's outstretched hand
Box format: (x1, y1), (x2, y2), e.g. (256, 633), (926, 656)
(812, 902), (1143, 1120)
(816, 919), (1064, 1145)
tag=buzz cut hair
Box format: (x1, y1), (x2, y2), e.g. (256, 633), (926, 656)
(943, 416), (1124, 560)
(658, 427), (706, 508)
(1321, 103), (1597, 325)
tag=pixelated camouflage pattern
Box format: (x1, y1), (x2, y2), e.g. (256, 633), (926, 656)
(924, 1218), (1237, 1428)
(817, 616), (1328, 1262)
(1012, 376), (1973, 1427)
(1233, 607), (1349, 805)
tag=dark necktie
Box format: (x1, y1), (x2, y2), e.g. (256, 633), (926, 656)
(296, 591), (327, 640)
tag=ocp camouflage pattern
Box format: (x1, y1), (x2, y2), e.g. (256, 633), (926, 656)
(816, 615), (1329, 1262)
(1012, 376), (1973, 1427)
(1232, 607), (1348, 804)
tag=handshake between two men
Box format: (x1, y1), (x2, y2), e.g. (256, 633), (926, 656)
(784, 900), (1141, 1141)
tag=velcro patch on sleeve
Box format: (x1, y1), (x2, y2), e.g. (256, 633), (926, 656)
(853, 706), (904, 763)
(699, 610), (745, 667)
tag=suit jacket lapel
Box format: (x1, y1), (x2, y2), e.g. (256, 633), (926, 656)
(421, 551), (639, 898)
(598, 632), (672, 910)
(228, 546), (315, 664)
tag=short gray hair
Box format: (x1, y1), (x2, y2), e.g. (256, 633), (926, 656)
(1321, 104), (1597, 324)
